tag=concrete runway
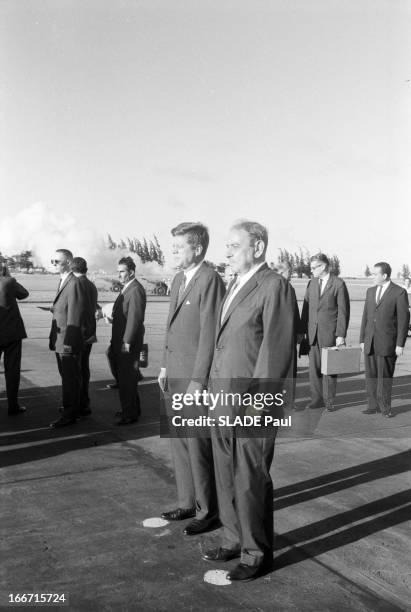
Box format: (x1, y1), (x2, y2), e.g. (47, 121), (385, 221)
(1, 300), (410, 610)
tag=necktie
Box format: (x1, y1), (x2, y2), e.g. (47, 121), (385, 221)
(318, 278), (323, 298)
(376, 285), (382, 305)
(178, 274), (187, 300)
(221, 278), (239, 322)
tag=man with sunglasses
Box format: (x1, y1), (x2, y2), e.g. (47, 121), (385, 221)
(49, 249), (85, 427)
(299, 253), (350, 412)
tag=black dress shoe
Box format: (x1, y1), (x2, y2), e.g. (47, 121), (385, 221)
(161, 507), (196, 521)
(50, 417), (77, 428)
(116, 417), (138, 426)
(227, 561), (272, 582)
(115, 410), (123, 417)
(106, 383), (118, 389)
(79, 408), (92, 418)
(326, 404), (338, 412)
(8, 406), (27, 415)
(362, 408), (378, 415)
(202, 547), (241, 562)
(308, 403), (324, 410)
(183, 517), (220, 536)
(293, 404), (306, 412)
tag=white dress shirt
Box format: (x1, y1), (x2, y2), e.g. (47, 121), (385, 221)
(221, 262), (266, 323)
(376, 280), (391, 303)
(183, 261), (203, 286)
(59, 271), (70, 290)
(319, 272), (330, 296)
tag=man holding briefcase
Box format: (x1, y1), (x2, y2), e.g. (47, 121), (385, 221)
(300, 253), (350, 412)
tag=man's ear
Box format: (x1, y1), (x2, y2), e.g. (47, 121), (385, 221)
(254, 240), (265, 258)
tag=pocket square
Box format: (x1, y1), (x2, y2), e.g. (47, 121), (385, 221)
(185, 300), (191, 305)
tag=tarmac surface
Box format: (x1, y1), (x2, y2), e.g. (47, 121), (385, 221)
(1, 298), (410, 611)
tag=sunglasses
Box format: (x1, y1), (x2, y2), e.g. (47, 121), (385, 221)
(51, 259), (64, 265)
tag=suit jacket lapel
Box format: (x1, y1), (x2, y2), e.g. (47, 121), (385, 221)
(319, 275), (333, 299)
(53, 273), (73, 304)
(168, 263), (203, 327)
(376, 282), (393, 308)
(217, 263), (268, 339)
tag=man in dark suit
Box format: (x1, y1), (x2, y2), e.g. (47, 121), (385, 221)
(299, 253), (350, 412)
(109, 257), (146, 425)
(70, 257), (98, 417)
(0, 264), (29, 415)
(202, 220), (296, 582)
(274, 262), (300, 409)
(49, 249), (85, 428)
(158, 222), (225, 535)
(360, 262), (409, 417)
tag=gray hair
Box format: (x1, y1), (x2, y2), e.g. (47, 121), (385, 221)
(230, 219), (268, 255)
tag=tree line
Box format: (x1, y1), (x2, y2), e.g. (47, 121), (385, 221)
(364, 263), (410, 279)
(276, 249), (341, 277)
(106, 234), (165, 266)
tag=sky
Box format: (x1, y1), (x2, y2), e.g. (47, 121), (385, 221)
(0, 0), (410, 275)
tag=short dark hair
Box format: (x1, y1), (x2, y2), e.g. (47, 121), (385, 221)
(171, 222), (209, 258)
(70, 257), (87, 274)
(56, 249), (73, 261)
(230, 219), (268, 256)
(311, 253), (330, 269)
(374, 262), (391, 278)
(118, 256), (136, 272)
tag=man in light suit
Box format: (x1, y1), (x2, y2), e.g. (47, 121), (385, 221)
(49, 249), (85, 428)
(109, 257), (146, 425)
(0, 263), (29, 415)
(360, 262), (409, 417)
(158, 222), (225, 535)
(202, 220), (296, 581)
(70, 257), (98, 417)
(299, 253), (350, 412)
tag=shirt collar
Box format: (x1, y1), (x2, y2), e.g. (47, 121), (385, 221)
(320, 272), (330, 285)
(183, 261), (203, 285)
(60, 271), (70, 283)
(122, 278), (135, 292)
(236, 261), (266, 288)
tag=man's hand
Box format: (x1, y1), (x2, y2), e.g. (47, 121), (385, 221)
(158, 367), (167, 392)
(396, 346), (404, 357)
(62, 345), (72, 354)
(336, 337), (346, 347)
(95, 308), (103, 320)
(121, 343), (131, 353)
(360, 343), (364, 352)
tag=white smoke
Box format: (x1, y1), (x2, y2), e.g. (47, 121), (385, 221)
(0, 202), (173, 279)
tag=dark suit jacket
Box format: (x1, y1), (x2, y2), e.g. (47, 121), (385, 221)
(162, 262), (226, 391)
(209, 264), (296, 398)
(111, 279), (146, 353)
(360, 282), (410, 356)
(49, 273), (85, 354)
(290, 284), (300, 339)
(76, 275), (98, 344)
(300, 275), (350, 347)
(0, 277), (29, 345)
